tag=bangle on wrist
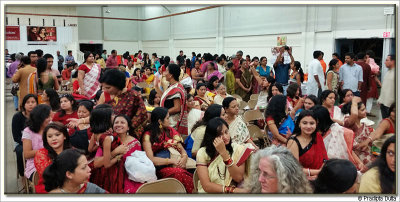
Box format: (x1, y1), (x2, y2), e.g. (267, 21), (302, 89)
(222, 185), (225, 194)
(166, 158), (169, 164)
(308, 168), (311, 177)
(224, 158), (233, 166)
(368, 136), (373, 142)
(227, 160), (234, 168)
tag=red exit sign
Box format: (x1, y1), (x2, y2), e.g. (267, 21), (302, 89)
(383, 32), (391, 38)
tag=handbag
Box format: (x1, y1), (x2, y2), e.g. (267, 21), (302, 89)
(168, 147), (197, 169)
(11, 83), (19, 96)
(125, 150), (157, 183)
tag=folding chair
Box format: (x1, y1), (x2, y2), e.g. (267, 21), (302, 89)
(247, 99), (257, 110)
(250, 94), (259, 101)
(247, 124), (270, 149)
(192, 169), (199, 193)
(22, 155), (36, 193)
(136, 178), (186, 193)
(231, 94), (243, 102)
(243, 110), (264, 124)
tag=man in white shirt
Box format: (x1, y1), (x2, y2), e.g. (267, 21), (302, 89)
(307, 50), (325, 97)
(377, 55), (395, 118)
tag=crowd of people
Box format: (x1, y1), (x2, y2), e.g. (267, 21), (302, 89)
(6, 46), (396, 194)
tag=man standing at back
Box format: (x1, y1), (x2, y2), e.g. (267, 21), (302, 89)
(339, 52), (363, 97)
(106, 49), (118, 69)
(354, 52), (371, 106)
(12, 55), (36, 109)
(65, 50), (75, 64)
(28, 51), (38, 67)
(57, 51), (64, 74)
(377, 55), (395, 119)
(274, 46), (294, 95)
(176, 50), (185, 66)
(306, 50), (325, 97)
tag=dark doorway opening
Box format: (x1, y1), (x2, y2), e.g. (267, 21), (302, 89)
(335, 38), (384, 66)
(79, 43), (103, 55)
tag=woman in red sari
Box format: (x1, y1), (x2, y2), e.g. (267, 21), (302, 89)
(287, 110), (328, 180)
(78, 52), (101, 99)
(34, 122), (72, 193)
(113, 114), (144, 193)
(52, 94), (78, 135)
(43, 148), (107, 194)
(88, 104), (126, 193)
(142, 107), (194, 193)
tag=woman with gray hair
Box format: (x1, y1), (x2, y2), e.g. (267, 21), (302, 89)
(245, 145), (312, 193)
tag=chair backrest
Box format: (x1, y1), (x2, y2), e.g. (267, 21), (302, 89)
(247, 99), (258, 110)
(250, 94), (259, 101)
(136, 178), (186, 194)
(32, 171), (39, 186)
(243, 110), (264, 123)
(231, 94), (243, 102)
(247, 124), (264, 140)
(239, 100), (248, 110)
(192, 169), (199, 193)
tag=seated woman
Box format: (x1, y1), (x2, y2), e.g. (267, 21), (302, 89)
(266, 82), (283, 102)
(207, 75), (220, 95)
(186, 94), (203, 135)
(265, 95), (294, 146)
(313, 159), (358, 193)
(22, 104), (52, 181)
(338, 89), (354, 109)
(196, 117), (254, 193)
(287, 110), (328, 180)
(194, 82), (213, 111)
(356, 103), (395, 156)
(213, 83), (231, 105)
(254, 76), (274, 110)
(320, 90), (344, 126)
(223, 97), (257, 149)
(53, 94), (78, 135)
(286, 82), (301, 111)
(34, 122), (72, 193)
(142, 107), (194, 193)
(148, 89), (161, 108)
(88, 104), (126, 193)
(245, 145), (312, 193)
(359, 136), (395, 193)
(43, 148), (107, 193)
(191, 104), (225, 158)
(69, 100), (94, 152)
(41, 88), (60, 117)
(341, 96), (376, 167)
(113, 114), (144, 193)
(312, 105), (366, 172)
(12, 94), (38, 179)
(131, 68), (143, 85)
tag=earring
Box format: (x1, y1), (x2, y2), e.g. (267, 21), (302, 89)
(159, 123), (162, 129)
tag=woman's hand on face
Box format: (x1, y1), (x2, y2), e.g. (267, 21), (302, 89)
(213, 137), (227, 156)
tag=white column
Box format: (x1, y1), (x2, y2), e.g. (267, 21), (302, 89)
(216, 6), (224, 54)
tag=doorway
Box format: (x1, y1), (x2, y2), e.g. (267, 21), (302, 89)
(335, 38), (384, 66)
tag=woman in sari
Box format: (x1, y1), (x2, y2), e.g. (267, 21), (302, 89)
(78, 52), (101, 99)
(142, 67), (154, 94)
(69, 100), (94, 152)
(34, 122), (72, 193)
(142, 107), (194, 193)
(194, 83), (213, 111)
(207, 75), (220, 95)
(113, 114), (143, 193)
(342, 96), (376, 167)
(196, 117), (254, 193)
(235, 59), (253, 102)
(286, 83), (301, 111)
(88, 104), (126, 193)
(265, 95), (294, 146)
(287, 110), (328, 180)
(159, 63), (188, 135)
(43, 148), (107, 194)
(312, 105), (366, 172)
(213, 83), (231, 105)
(191, 60), (204, 89)
(223, 97), (257, 149)
(321, 90), (344, 125)
(204, 62), (223, 82)
(356, 103), (395, 156)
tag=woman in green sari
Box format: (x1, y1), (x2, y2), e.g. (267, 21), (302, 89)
(235, 59), (254, 102)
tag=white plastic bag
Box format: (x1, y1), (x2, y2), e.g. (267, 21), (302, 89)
(125, 150), (157, 183)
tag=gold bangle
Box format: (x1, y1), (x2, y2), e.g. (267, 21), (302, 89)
(166, 158), (169, 164)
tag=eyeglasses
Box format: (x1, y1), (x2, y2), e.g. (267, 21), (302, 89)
(257, 169), (277, 180)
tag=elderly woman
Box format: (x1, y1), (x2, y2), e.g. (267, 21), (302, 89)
(213, 83), (231, 105)
(245, 145), (312, 193)
(78, 51), (101, 99)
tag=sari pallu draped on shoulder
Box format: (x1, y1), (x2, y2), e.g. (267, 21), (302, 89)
(160, 82), (188, 135)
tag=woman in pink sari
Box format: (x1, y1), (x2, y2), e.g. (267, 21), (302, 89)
(78, 52), (101, 99)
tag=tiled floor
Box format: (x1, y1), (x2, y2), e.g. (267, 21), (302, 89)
(3, 97), (383, 194)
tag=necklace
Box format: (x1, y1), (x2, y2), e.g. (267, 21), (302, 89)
(217, 164), (227, 180)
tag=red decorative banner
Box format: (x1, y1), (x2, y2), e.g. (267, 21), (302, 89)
(27, 26), (57, 41)
(6, 26), (20, 40)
